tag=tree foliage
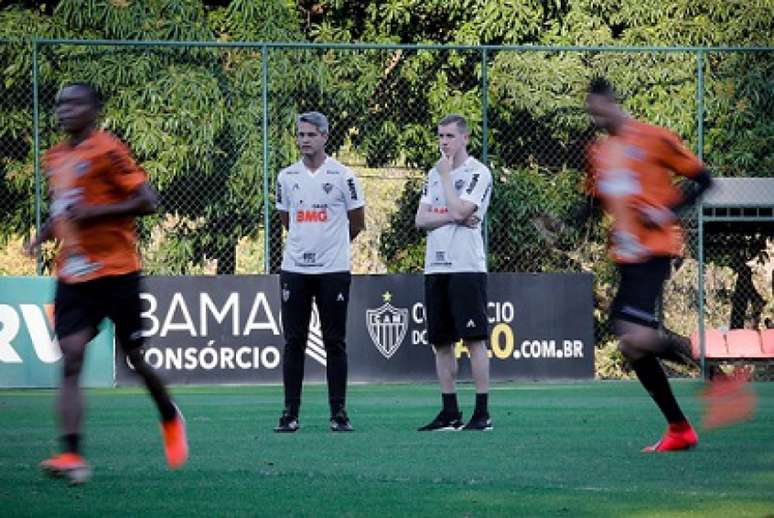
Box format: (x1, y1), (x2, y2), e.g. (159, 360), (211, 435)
(0, 0), (307, 272)
(0, 0), (771, 286)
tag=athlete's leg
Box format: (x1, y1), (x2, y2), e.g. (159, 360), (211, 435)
(56, 328), (94, 453)
(109, 274), (176, 422)
(110, 273), (186, 468)
(451, 272), (490, 418)
(467, 338), (490, 402)
(612, 259), (696, 451)
(51, 279), (105, 455)
(280, 270), (314, 417)
(123, 346), (177, 421)
(461, 338), (493, 430)
(316, 272), (351, 415)
(425, 274), (460, 415)
(617, 319), (687, 425)
(434, 342), (458, 394)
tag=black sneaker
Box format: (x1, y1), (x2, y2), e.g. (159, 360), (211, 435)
(463, 413), (492, 431)
(330, 409), (354, 432)
(417, 410), (464, 431)
(274, 411), (300, 433)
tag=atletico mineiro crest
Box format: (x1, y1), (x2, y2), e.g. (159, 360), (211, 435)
(366, 291), (408, 359)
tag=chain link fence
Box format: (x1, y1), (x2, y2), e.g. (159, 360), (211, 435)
(1, 40), (771, 376)
(0, 40), (35, 275)
(697, 51), (773, 379)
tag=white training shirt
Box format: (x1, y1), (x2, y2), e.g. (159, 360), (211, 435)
(276, 156), (365, 274)
(420, 156), (493, 274)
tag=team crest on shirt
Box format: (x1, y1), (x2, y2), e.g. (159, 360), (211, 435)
(598, 169), (641, 197)
(366, 291), (408, 359)
(624, 145), (646, 161)
(292, 183), (300, 191)
(322, 182), (333, 194)
(454, 179), (465, 191)
(74, 160), (90, 177)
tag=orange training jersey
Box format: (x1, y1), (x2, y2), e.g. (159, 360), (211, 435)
(44, 130), (148, 283)
(586, 119), (704, 264)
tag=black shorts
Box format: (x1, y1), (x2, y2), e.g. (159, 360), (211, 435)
(424, 272), (488, 345)
(611, 256), (672, 329)
(54, 272), (145, 352)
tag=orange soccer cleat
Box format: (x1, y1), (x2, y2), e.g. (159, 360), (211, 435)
(642, 422), (699, 453)
(161, 408), (189, 469)
(39, 452), (91, 485)
(700, 368), (757, 430)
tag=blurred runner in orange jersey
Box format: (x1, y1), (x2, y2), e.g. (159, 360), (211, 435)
(584, 77), (724, 453)
(25, 83), (187, 484)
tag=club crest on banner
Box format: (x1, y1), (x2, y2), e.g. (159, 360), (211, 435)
(366, 291), (408, 359)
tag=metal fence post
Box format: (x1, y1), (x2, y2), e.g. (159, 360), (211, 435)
(481, 47), (489, 260)
(696, 49), (707, 378)
(32, 39), (42, 275)
(262, 44), (271, 274)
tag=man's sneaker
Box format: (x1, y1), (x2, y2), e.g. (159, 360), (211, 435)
(39, 453), (91, 485)
(642, 422), (698, 453)
(417, 410), (464, 431)
(463, 413), (493, 431)
(330, 409), (354, 432)
(274, 411), (300, 433)
(161, 406), (189, 469)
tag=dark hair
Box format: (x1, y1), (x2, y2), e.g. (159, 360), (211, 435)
(61, 82), (103, 109)
(587, 77), (616, 98)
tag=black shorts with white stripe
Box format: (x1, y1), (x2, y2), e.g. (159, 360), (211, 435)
(424, 272), (489, 346)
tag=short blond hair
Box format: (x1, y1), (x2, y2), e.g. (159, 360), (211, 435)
(438, 114), (469, 133)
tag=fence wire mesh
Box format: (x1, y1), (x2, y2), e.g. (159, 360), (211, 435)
(698, 50), (774, 379)
(265, 47), (484, 274)
(1, 41), (771, 376)
(0, 41), (35, 275)
(30, 43), (269, 275)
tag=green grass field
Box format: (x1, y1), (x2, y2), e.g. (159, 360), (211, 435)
(1, 381), (772, 517)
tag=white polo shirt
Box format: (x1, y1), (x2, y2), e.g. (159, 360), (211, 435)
(420, 156), (492, 274)
(276, 156), (365, 273)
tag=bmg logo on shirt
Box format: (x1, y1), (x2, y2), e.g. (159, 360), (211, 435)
(296, 209), (328, 223)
